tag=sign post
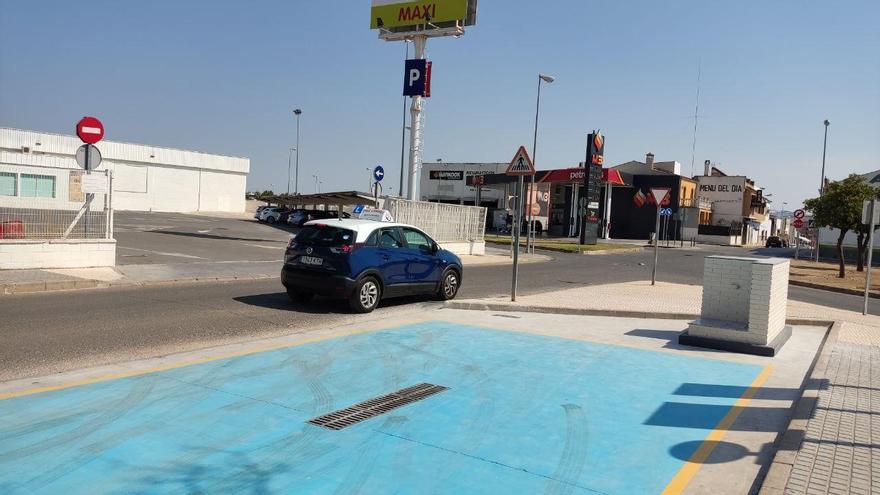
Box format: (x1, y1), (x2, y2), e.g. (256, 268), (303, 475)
(863, 200), (878, 315)
(793, 209), (805, 260)
(75, 117), (104, 238)
(506, 146), (535, 301)
(650, 188), (671, 286)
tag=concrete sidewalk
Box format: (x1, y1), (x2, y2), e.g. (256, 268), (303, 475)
(452, 280), (880, 494)
(0, 252), (551, 295)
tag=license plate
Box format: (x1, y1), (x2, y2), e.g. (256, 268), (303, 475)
(300, 256), (323, 266)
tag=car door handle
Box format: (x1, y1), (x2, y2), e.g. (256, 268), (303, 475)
(382, 255), (390, 261)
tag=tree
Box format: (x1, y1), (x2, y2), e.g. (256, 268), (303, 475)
(804, 174), (878, 278)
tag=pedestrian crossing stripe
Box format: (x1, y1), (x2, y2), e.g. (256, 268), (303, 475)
(506, 145), (535, 176)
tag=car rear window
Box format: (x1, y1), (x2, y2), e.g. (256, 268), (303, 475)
(295, 225), (355, 246)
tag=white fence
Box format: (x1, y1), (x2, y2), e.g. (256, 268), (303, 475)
(0, 169), (113, 240)
(385, 198), (486, 243)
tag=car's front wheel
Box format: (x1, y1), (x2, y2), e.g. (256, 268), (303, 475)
(350, 277), (381, 313)
(437, 270), (460, 301)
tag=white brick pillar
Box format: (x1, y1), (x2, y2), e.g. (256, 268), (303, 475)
(681, 256), (791, 356)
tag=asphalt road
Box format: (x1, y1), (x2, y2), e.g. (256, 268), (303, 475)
(1, 242), (874, 382)
(114, 211), (293, 265)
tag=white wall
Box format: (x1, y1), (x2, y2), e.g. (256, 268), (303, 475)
(420, 163), (507, 204)
(0, 239), (115, 269)
(1, 128), (249, 213)
(0, 159), (108, 210)
(200, 170), (246, 212)
(820, 227), (860, 247)
(697, 176), (746, 226)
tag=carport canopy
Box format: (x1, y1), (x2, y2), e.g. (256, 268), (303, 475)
(261, 191), (379, 209)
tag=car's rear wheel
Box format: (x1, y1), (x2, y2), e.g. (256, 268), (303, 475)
(266, 216), (276, 224)
(437, 270), (460, 301)
(287, 289), (314, 303)
(350, 277), (381, 313)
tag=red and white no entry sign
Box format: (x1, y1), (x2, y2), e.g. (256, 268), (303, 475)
(76, 116), (104, 144)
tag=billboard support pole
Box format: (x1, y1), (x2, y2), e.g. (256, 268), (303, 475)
(406, 35), (426, 201)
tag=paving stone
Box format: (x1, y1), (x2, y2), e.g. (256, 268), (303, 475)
(785, 337), (880, 494)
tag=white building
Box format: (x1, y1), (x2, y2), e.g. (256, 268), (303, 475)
(695, 164), (771, 246)
(0, 128), (249, 213)
(419, 162), (507, 206)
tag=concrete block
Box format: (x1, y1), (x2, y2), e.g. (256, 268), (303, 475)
(686, 256), (791, 354)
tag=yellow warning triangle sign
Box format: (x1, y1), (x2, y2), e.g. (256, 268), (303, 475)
(506, 145), (535, 176)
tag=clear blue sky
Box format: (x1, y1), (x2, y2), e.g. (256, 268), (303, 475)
(2, 1), (878, 208)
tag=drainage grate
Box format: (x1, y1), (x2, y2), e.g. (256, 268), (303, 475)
(307, 383), (448, 430)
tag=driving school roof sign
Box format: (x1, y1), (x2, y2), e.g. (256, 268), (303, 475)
(370, 0), (469, 29)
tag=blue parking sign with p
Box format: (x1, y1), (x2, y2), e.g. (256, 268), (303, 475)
(403, 59), (427, 96)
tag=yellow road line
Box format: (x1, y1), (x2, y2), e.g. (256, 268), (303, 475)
(0, 319), (424, 401)
(661, 365), (774, 495)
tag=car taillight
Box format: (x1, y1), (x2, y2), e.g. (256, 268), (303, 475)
(330, 245), (352, 254)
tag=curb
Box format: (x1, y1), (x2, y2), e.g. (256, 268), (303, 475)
(445, 300), (700, 320)
(444, 300), (837, 328)
(484, 240), (646, 255)
(789, 279), (879, 299)
(757, 321), (840, 495)
(1, 273), (279, 295)
(1, 279), (100, 295)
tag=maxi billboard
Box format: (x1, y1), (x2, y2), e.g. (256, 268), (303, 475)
(370, 0), (472, 29)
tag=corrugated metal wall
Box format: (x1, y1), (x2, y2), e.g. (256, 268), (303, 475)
(0, 128), (249, 213)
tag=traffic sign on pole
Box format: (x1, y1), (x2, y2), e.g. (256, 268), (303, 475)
(793, 218), (804, 229)
(506, 146), (535, 176)
(649, 188), (670, 286)
(794, 209), (805, 220)
(650, 188), (671, 206)
(76, 116), (104, 144)
(373, 165), (385, 182)
(75, 144), (102, 170)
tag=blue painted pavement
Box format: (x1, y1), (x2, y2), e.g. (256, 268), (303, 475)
(0, 321), (763, 494)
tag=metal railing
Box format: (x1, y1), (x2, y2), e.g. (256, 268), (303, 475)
(0, 170), (113, 240)
(682, 197), (713, 210)
(385, 198), (486, 243)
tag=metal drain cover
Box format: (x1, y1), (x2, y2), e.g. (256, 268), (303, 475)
(308, 383), (448, 430)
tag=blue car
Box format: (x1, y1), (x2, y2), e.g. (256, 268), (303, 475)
(281, 219), (463, 312)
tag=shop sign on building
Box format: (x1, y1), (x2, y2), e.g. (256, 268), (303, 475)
(429, 170), (464, 180)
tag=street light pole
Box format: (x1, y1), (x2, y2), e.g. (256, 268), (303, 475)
(312, 174), (319, 193)
(528, 74), (554, 254)
(287, 147), (296, 195)
(820, 119), (830, 195)
(816, 119), (829, 263)
(293, 109), (302, 195)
